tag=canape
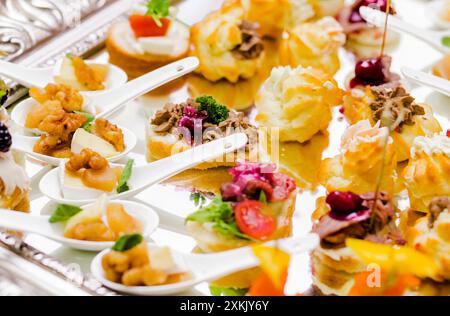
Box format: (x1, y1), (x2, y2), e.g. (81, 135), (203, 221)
(49, 194), (142, 242)
(146, 96), (260, 169)
(190, 0), (265, 83)
(279, 17), (346, 75)
(319, 120), (398, 195)
(102, 234), (190, 286)
(59, 149), (134, 200)
(106, 0), (190, 79)
(0, 109), (30, 213)
(25, 83), (126, 159)
(311, 190), (404, 295)
(186, 162), (297, 290)
(402, 135), (450, 214)
(54, 55), (110, 91)
(338, 0), (399, 49)
(343, 61), (442, 162)
(255, 66), (343, 143)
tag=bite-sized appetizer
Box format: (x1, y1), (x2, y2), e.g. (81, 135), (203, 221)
(190, 0), (265, 83)
(0, 110), (30, 212)
(186, 163), (296, 289)
(60, 149), (134, 200)
(25, 84), (125, 159)
(255, 66), (343, 143)
(147, 96), (258, 169)
(406, 197), (450, 282)
(310, 0), (345, 18)
(319, 120), (397, 195)
(106, 0), (190, 79)
(312, 190), (404, 295)
(49, 195), (141, 242)
(279, 17), (346, 75)
(54, 55), (109, 91)
(432, 54), (450, 81)
(338, 0), (399, 49)
(102, 234), (190, 286)
(343, 83), (442, 162)
(239, 0), (315, 38)
(403, 135), (450, 214)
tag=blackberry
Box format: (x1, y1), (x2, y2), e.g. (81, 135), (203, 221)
(0, 122), (12, 153)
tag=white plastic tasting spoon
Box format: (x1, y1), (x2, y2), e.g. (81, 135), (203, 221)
(0, 59), (127, 91)
(0, 200), (159, 252)
(359, 6), (450, 54)
(91, 234), (320, 295)
(11, 125), (138, 166)
(39, 133), (248, 205)
(401, 67), (450, 97)
(11, 57), (199, 133)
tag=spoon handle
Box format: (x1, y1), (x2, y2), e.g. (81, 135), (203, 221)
(359, 6), (449, 54)
(129, 133), (248, 195)
(192, 234), (320, 282)
(401, 67), (450, 97)
(0, 209), (46, 234)
(94, 57), (199, 118)
(0, 60), (47, 88)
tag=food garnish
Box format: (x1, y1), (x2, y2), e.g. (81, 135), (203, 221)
(117, 159), (134, 193)
(112, 233), (143, 252)
(195, 96), (230, 125)
(145, 0), (170, 27)
(186, 197), (253, 241)
(49, 204), (83, 223)
(234, 200), (275, 241)
(0, 80), (8, 105)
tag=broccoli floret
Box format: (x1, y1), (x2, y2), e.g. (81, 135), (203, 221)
(196, 95), (229, 125)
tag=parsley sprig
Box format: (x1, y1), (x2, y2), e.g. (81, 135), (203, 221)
(145, 0), (170, 27)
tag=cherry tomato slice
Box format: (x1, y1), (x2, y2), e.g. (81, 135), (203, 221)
(234, 200), (276, 241)
(129, 15), (171, 38)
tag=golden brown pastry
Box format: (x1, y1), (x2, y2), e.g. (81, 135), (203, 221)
(319, 120), (397, 195)
(255, 65), (342, 143)
(240, 0), (315, 38)
(190, 0), (265, 83)
(279, 17), (345, 75)
(343, 85), (442, 162)
(403, 135), (450, 214)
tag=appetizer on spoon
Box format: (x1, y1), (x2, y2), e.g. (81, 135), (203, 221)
(39, 133), (248, 205)
(11, 57), (200, 132)
(0, 55), (127, 92)
(91, 233), (319, 295)
(0, 196), (159, 251)
(11, 118), (137, 166)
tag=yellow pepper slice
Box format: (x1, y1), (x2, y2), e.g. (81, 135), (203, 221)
(252, 245), (290, 290)
(346, 238), (439, 279)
